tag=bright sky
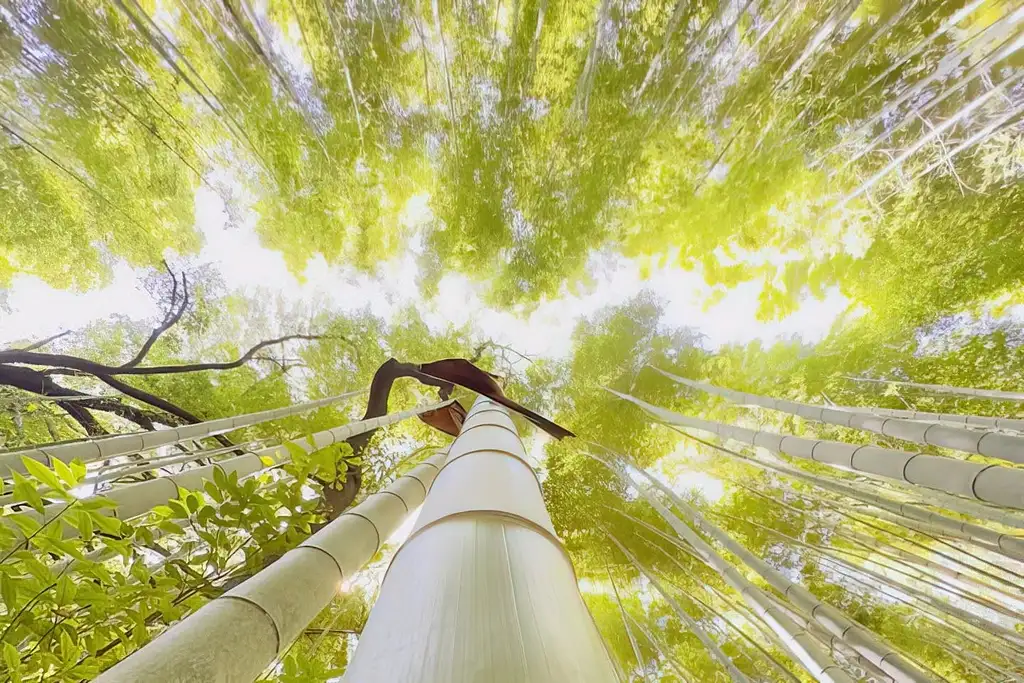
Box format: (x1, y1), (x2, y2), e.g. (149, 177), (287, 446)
(0, 184), (852, 354)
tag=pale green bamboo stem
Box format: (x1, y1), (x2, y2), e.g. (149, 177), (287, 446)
(714, 507), (1022, 624)
(656, 368), (1024, 467)
(343, 398), (619, 682)
(11, 402), (453, 544)
(606, 532), (754, 683)
(670, 428), (1024, 588)
(607, 566), (650, 683)
(599, 449), (935, 683)
(828, 399), (1024, 434)
(636, 535), (804, 683)
(624, 611), (696, 683)
(815, 555), (1024, 664)
(94, 451), (448, 682)
(844, 376), (1024, 403)
(837, 530), (1024, 613)
(594, 456), (860, 683)
(0, 389), (365, 478)
(607, 388), (1024, 530)
(758, 586), (899, 683)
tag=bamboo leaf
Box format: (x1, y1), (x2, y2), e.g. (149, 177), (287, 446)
(21, 457), (64, 493)
(11, 472), (45, 513)
(1, 572), (17, 611)
(52, 459), (78, 487)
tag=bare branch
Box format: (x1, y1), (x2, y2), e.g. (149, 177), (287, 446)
(0, 334), (324, 376)
(122, 268), (190, 368)
(4, 330), (72, 353)
(0, 364), (174, 435)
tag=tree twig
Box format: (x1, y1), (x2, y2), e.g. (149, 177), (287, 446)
(4, 330), (72, 353)
(121, 265), (189, 368)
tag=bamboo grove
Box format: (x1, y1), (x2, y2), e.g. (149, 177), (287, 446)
(1, 0), (1024, 681)
(2, 0), (1021, 314)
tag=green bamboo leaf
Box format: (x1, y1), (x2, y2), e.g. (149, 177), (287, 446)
(196, 505), (216, 526)
(203, 481), (224, 504)
(151, 505), (174, 518)
(1, 572), (17, 611)
(52, 459), (78, 487)
(72, 510), (95, 542)
(89, 512), (122, 537)
(55, 574), (77, 605)
(21, 457), (65, 493)
(11, 471), (45, 514)
(5, 512), (41, 537)
(2, 642), (19, 677)
(60, 629), (79, 664)
(167, 499), (189, 519)
(69, 460), (87, 482)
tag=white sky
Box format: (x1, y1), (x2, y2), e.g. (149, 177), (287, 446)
(0, 185), (852, 354)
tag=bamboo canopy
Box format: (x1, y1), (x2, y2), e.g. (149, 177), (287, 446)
(342, 397), (619, 682)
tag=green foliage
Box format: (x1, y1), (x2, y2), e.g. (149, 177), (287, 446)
(3, 0), (1024, 680)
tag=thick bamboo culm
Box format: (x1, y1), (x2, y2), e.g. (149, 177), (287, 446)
(342, 397), (619, 682)
(615, 456), (935, 683)
(15, 401), (454, 542)
(655, 369), (1024, 465)
(0, 389), (365, 478)
(607, 389), (1024, 513)
(94, 451), (448, 682)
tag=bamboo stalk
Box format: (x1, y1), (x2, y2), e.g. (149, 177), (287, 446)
(12, 402), (452, 542)
(844, 376), (1024, 403)
(0, 389), (365, 478)
(635, 533), (804, 683)
(716, 508), (1024, 627)
(624, 610), (696, 683)
(93, 451), (448, 682)
(607, 566), (651, 683)
(606, 533), (754, 683)
(827, 402), (1024, 436)
(656, 369), (1024, 467)
(672, 429), (1024, 588)
(607, 388), (1024, 521)
(341, 398), (619, 682)
(591, 455), (860, 683)
(595, 450), (936, 683)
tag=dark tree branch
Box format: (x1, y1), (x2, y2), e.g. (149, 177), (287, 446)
(4, 330), (72, 353)
(314, 358), (454, 523)
(0, 334), (324, 376)
(469, 340), (534, 365)
(122, 265), (189, 369)
(0, 364), (175, 435)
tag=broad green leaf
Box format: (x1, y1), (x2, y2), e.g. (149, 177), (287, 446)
(11, 471), (45, 513)
(1, 572), (17, 611)
(52, 459), (78, 487)
(21, 457), (65, 493)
